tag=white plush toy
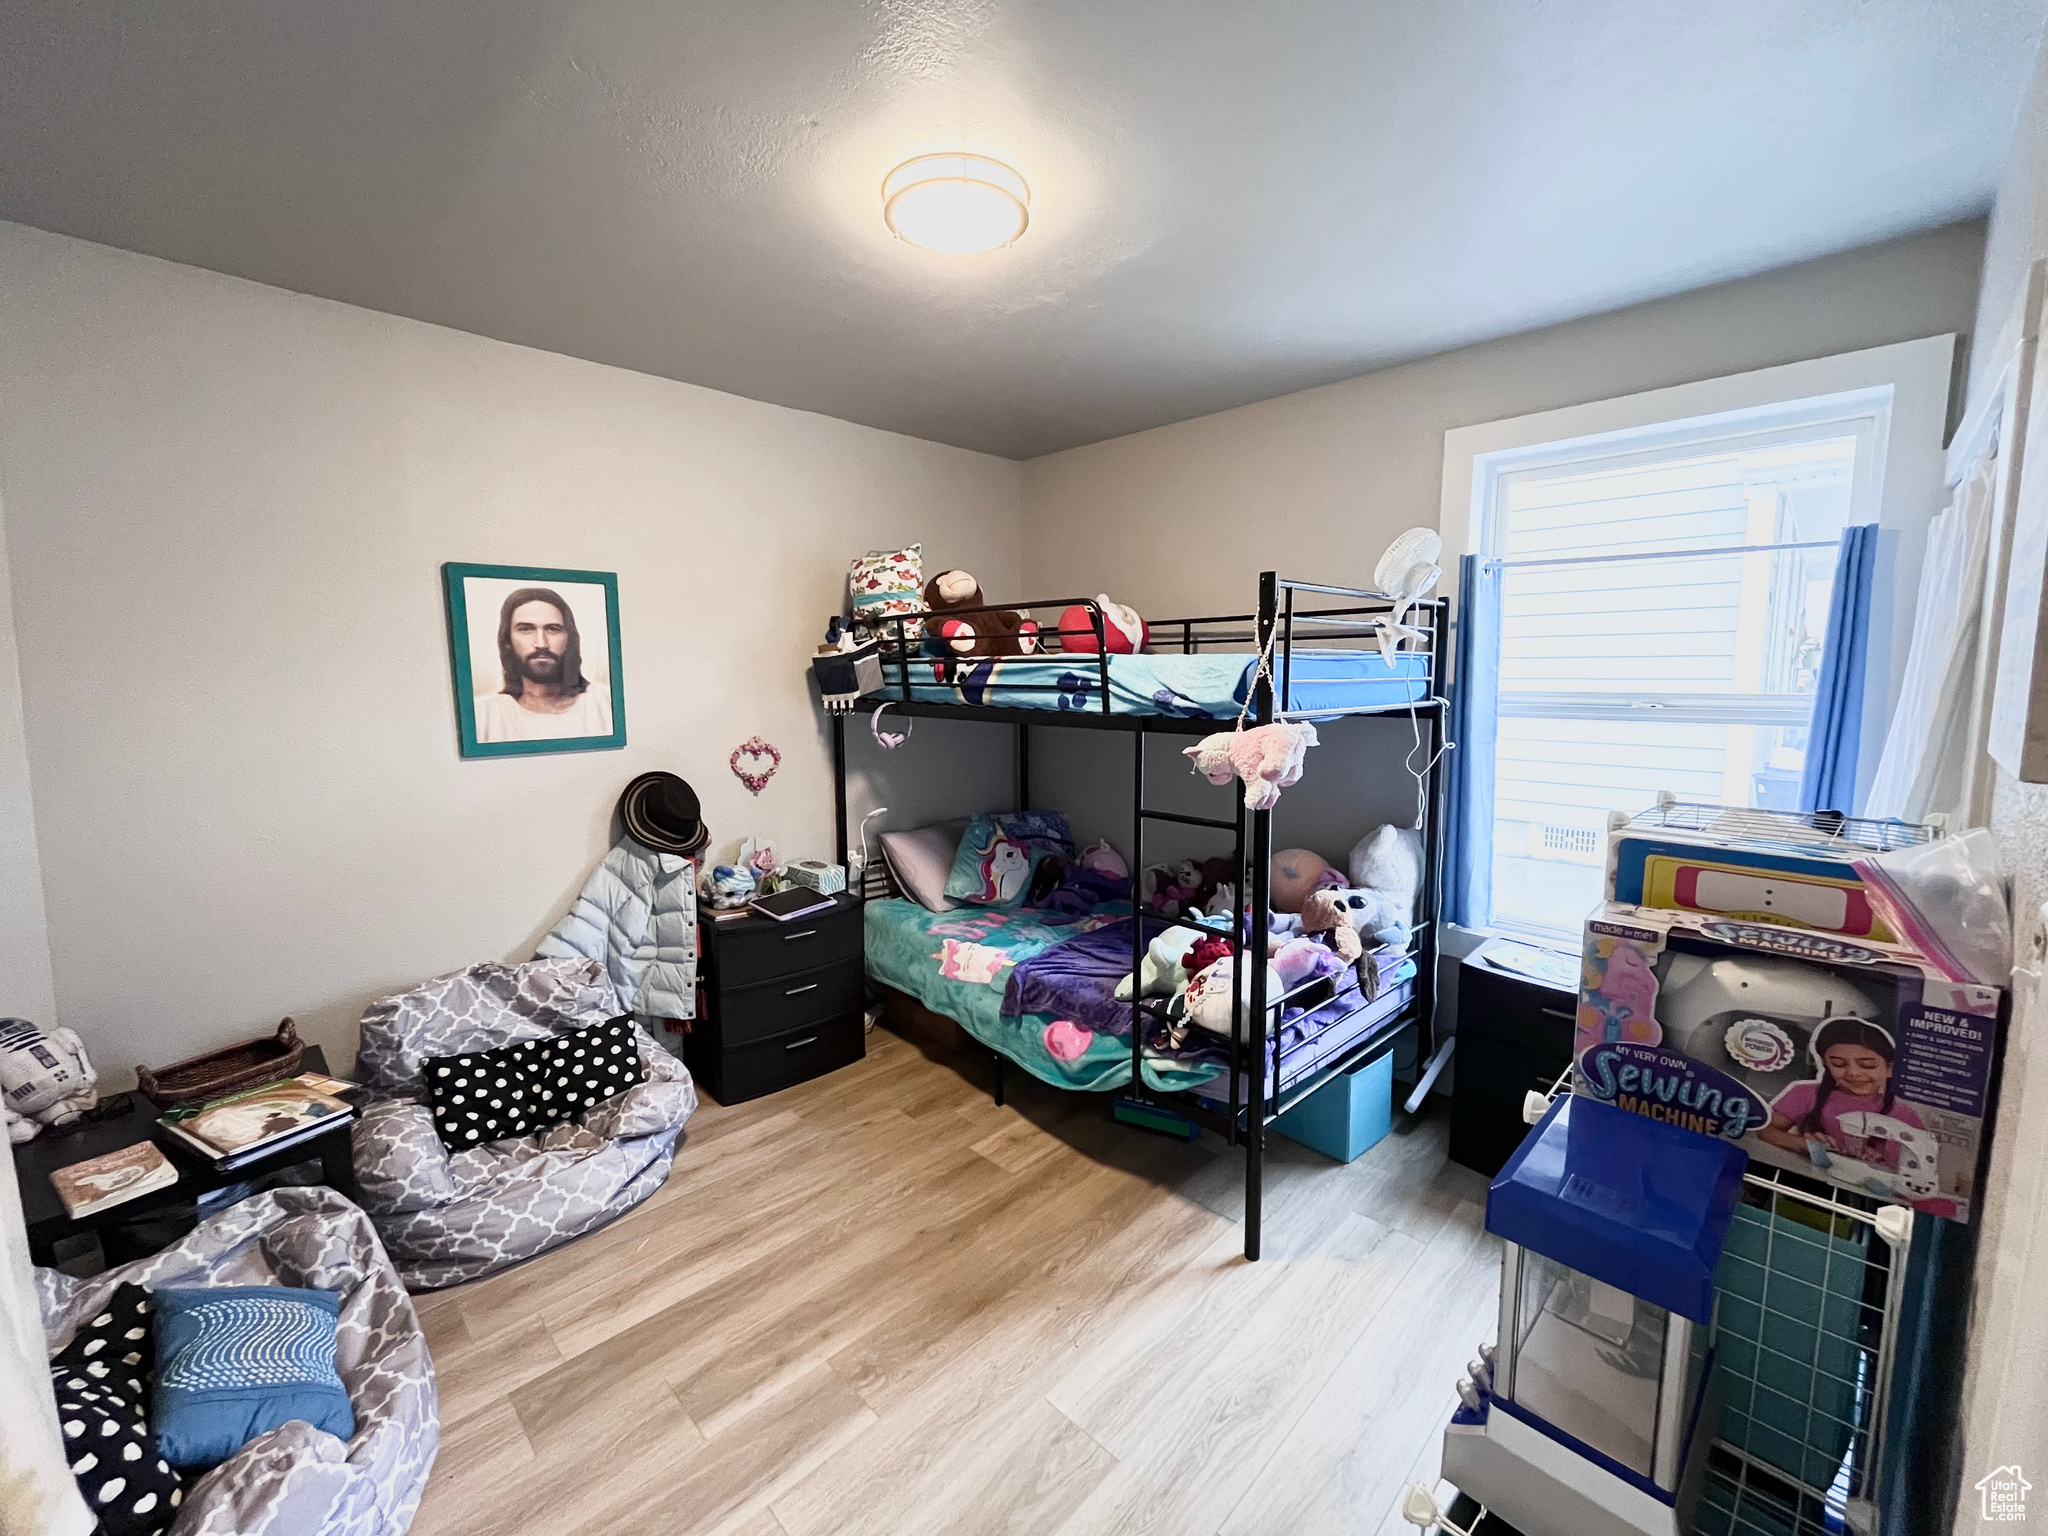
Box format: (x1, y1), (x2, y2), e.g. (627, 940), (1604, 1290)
(1115, 925), (1208, 1001)
(1183, 956), (1286, 1039)
(0, 1017), (98, 1143)
(1349, 824), (1422, 918)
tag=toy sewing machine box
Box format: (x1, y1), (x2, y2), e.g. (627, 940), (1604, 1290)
(1570, 809), (2003, 1221)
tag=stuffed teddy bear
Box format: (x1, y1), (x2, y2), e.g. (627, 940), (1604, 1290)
(1142, 856), (1235, 921)
(1184, 723), (1319, 810)
(1057, 595), (1148, 654)
(0, 1018), (98, 1143)
(923, 570), (1040, 658)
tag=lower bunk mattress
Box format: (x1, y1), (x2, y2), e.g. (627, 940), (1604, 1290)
(865, 898), (1222, 1094)
(864, 898), (1419, 1103)
(869, 648), (1429, 718)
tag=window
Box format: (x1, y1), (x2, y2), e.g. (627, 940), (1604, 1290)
(1476, 394), (1888, 941)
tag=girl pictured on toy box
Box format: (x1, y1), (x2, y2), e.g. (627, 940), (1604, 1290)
(1756, 1019), (1924, 1169)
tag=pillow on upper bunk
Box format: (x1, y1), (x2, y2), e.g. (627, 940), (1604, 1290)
(878, 820), (969, 912)
(849, 543), (924, 640)
(944, 811), (1075, 907)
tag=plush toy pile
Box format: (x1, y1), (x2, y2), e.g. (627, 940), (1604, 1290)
(1140, 855), (1236, 921)
(1135, 823), (1425, 1040)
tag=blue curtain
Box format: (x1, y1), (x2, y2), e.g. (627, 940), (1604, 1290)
(1444, 553), (1500, 929)
(1799, 524), (1880, 814)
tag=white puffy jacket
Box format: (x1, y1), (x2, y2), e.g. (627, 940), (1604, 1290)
(536, 837), (698, 1021)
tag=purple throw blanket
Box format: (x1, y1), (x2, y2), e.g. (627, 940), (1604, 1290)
(1002, 917), (1165, 1036)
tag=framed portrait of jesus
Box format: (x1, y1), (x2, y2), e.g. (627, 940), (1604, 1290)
(442, 562), (627, 758)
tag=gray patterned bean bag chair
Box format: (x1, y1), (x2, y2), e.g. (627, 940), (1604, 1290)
(37, 1186), (437, 1536)
(351, 957), (697, 1291)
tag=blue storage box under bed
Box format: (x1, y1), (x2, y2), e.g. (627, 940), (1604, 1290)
(1272, 1047), (1394, 1163)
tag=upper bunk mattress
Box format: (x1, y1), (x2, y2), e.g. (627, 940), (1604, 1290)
(869, 648), (1429, 719)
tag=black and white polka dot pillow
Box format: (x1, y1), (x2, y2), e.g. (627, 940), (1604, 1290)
(540, 1015), (645, 1120)
(423, 1015), (645, 1150)
(50, 1283), (182, 1536)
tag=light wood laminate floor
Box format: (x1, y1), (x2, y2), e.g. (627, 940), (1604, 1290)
(407, 1027), (1499, 1536)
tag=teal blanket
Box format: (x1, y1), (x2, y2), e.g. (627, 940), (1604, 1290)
(864, 899), (1223, 1094)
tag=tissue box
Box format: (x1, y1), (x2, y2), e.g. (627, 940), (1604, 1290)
(786, 859), (846, 895)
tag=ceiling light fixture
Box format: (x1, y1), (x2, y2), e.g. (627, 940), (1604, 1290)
(881, 154), (1029, 255)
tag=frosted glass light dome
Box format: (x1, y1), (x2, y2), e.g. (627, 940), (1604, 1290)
(882, 154), (1029, 255)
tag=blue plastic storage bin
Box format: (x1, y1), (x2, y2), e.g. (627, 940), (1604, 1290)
(1272, 1049), (1393, 1162)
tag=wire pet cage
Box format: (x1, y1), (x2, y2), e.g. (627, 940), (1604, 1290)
(1616, 793), (1941, 857)
(1412, 1075), (1915, 1536)
(1692, 1165), (1913, 1536)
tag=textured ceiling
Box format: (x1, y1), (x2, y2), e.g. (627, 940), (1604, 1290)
(0, 2), (2040, 458)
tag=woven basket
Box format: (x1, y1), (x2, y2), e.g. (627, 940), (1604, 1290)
(137, 1018), (304, 1108)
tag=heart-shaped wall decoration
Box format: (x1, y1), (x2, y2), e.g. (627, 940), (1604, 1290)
(729, 736), (782, 796)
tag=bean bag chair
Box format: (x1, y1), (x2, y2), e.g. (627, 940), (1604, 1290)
(37, 1186), (437, 1536)
(350, 957), (697, 1291)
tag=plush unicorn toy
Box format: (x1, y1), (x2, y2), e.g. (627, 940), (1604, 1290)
(1184, 723), (1320, 810)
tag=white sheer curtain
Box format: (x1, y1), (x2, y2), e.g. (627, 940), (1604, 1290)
(0, 1133), (93, 1535)
(1865, 455), (1997, 822)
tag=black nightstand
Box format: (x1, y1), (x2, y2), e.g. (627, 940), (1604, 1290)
(687, 892), (866, 1104)
(14, 1044), (359, 1267)
(1448, 953), (1578, 1177)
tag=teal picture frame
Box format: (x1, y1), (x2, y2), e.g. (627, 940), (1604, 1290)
(443, 562), (627, 758)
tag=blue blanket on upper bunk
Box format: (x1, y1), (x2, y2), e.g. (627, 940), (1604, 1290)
(869, 649), (1429, 718)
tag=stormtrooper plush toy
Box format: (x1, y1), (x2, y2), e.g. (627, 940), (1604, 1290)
(0, 1017), (98, 1143)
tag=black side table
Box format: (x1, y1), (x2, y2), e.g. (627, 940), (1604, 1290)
(688, 892), (867, 1104)
(14, 1044), (359, 1266)
(1447, 953), (1578, 1177)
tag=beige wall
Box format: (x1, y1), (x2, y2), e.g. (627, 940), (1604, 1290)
(0, 222), (1021, 1080)
(1019, 220), (1984, 617)
(0, 505), (56, 1028)
(1955, 25), (2048, 1533)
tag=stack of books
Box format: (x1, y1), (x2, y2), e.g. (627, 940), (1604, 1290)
(154, 1071), (360, 1173)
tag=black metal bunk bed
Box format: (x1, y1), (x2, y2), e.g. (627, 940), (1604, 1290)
(826, 570), (1451, 1262)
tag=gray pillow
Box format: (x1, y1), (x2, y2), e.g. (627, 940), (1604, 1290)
(879, 820), (969, 912)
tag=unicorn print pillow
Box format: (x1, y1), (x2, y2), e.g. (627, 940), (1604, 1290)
(942, 811), (1074, 907)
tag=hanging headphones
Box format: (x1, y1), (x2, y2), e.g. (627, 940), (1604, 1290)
(870, 701), (912, 750)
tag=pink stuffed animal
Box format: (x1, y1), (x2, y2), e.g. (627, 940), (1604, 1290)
(1184, 723), (1319, 810)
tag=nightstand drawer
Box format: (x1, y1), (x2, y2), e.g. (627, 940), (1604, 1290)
(713, 1013), (865, 1104)
(718, 962), (865, 1046)
(1457, 963), (1577, 1055)
(716, 901), (863, 987)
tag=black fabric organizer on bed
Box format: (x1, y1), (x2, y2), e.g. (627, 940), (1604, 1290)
(825, 571), (1452, 1262)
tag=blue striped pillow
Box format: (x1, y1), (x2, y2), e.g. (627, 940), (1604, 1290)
(151, 1285), (352, 1469)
